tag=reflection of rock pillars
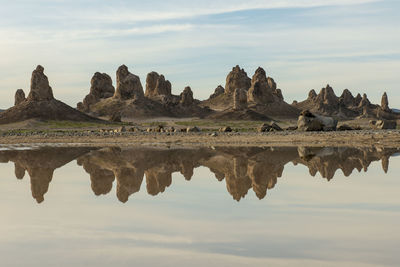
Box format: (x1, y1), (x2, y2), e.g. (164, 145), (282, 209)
(145, 168), (172, 196)
(14, 163), (25, 179)
(115, 168), (144, 203)
(381, 156), (389, 174)
(90, 169), (115, 196)
(225, 158), (252, 201)
(28, 168), (54, 203)
(2, 146), (399, 203)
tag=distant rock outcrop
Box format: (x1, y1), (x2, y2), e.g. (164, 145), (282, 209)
(77, 72), (115, 112)
(113, 65), (144, 100)
(27, 65), (54, 101)
(247, 67), (282, 104)
(145, 72), (172, 98)
(291, 85), (396, 119)
(381, 92), (390, 112)
(224, 65), (251, 95)
(0, 65), (101, 125)
(209, 85), (225, 99)
(180, 86), (194, 106)
(14, 89), (26, 106)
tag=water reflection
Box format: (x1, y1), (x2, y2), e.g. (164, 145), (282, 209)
(0, 146), (398, 203)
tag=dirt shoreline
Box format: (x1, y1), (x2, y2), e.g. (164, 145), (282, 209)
(1, 130), (400, 148)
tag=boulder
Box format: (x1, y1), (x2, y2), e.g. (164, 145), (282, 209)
(14, 89), (26, 106)
(297, 110), (337, 131)
(381, 92), (390, 112)
(247, 67), (281, 104)
(257, 122), (282, 132)
(27, 65), (54, 101)
(370, 120), (397, 130)
(209, 85), (225, 99)
(113, 65), (144, 100)
(180, 86), (194, 106)
(219, 126), (232, 132)
(224, 65), (251, 94)
(186, 126), (201, 133)
(145, 72), (171, 98)
(233, 88), (248, 110)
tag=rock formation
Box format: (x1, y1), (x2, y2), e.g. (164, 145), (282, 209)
(78, 72), (115, 112)
(180, 86), (194, 106)
(145, 72), (172, 98)
(14, 89), (26, 106)
(0, 65), (101, 124)
(113, 65), (144, 100)
(297, 110), (338, 131)
(224, 65), (251, 94)
(233, 88), (248, 110)
(381, 92), (390, 112)
(247, 67), (282, 104)
(209, 85), (225, 99)
(27, 65), (54, 101)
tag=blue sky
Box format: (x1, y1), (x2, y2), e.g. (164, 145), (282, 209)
(0, 0), (399, 108)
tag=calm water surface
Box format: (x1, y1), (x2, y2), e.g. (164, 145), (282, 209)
(0, 146), (399, 267)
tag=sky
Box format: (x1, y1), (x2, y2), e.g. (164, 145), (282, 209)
(0, 0), (399, 108)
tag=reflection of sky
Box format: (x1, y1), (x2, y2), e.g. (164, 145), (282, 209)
(0, 155), (399, 266)
(0, 0), (399, 108)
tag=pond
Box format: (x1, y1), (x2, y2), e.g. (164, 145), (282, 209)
(0, 146), (399, 266)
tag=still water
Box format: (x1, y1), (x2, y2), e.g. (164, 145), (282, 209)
(0, 146), (399, 267)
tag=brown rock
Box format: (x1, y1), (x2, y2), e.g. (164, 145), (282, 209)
(14, 89), (26, 106)
(145, 72), (171, 98)
(90, 72), (115, 99)
(180, 86), (194, 106)
(233, 88), (248, 110)
(247, 67), (281, 104)
(27, 65), (54, 101)
(224, 65), (251, 94)
(381, 92), (390, 112)
(358, 93), (371, 108)
(308, 89), (317, 100)
(339, 89), (355, 107)
(297, 110), (337, 131)
(209, 85), (225, 99)
(114, 65), (144, 100)
(370, 120), (397, 130)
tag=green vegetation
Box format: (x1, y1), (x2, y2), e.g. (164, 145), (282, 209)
(37, 120), (128, 129)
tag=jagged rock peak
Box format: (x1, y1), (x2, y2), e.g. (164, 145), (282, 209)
(358, 93), (371, 108)
(339, 89), (355, 106)
(145, 71), (172, 98)
(225, 65), (251, 94)
(381, 92), (390, 111)
(209, 85), (225, 99)
(233, 88), (248, 110)
(180, 86), (194, 106)
(114, 65), (144, 100)
(316, 84), (338, 106)
(90, 72), (115, 99)
(27, 65), (54, 102)
(308, 89), (317, 100)
(14, 89), (26, 106)
(247, 67), (281, 104)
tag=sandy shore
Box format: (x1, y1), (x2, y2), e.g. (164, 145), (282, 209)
(1, 130), (400, 148)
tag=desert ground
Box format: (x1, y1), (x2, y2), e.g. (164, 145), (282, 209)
(1, 117), (399, 148)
